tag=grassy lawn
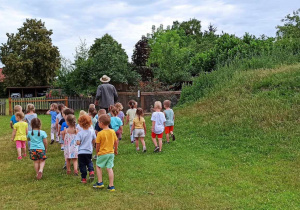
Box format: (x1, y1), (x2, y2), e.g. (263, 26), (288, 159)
(0, 64), (300, 209)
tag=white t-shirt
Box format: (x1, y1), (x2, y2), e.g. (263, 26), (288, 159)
(151, 112), (166, 134)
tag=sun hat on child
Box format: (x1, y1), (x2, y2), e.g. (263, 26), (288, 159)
(100, 75), (111, 83)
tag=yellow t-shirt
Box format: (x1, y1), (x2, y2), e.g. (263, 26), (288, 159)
(96, 129), (117, 156)
(133, 116), (145, 129)
(13, 121), (28, 141)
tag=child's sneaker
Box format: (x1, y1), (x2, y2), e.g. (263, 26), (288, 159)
(143, 147), (147, 153)
(89, 171), (95, 181)
(93, 182), (104, 188)
(81, 178), (87, 184)
(171, 133), (175, 141)
(61, 147), (64, 151)
(154, 147), (159, 152)
(17, 156), (22, 160)
(93, 155), (97, 160)
(50, 139), (54, 144)
(107, 185), (116, 192)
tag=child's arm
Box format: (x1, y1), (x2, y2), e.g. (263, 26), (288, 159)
(76, 140), (81, 145)
(120, 126), (123, 134)
(130, 124), (135, 135)
(151, 121), (155, 132)
(43, 138), (48, 152)
(56, 118), (59, 131)
(143, 122), (147, 135)
(114, 140), (118, 155)
(26, 128), (28, 136)
(96, 143), (100, 154)
(11, 129), (16, 141)
(126, 115), (129, 125)
(46, 110), (51, 115)
(10, 121), (13, 129)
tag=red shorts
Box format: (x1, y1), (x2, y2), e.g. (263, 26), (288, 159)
(152, 132), (163, 138)
(165, 126), (174, 134)
(16, 140), (26, 149)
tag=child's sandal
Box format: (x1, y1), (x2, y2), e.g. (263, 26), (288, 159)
(74, 170), (78, 176)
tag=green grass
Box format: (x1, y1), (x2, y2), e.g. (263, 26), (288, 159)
(0, 64), (300, 209)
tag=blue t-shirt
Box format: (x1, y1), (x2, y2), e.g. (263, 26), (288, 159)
(50, 111), (58, 124)
(61, 122), (68, 131)
(27, 130), (47, 150)
(110, 116), (123, 132)
(95, 122), (111, 132)
(10, 115), (17, 125)
(75, 129), (96, 154)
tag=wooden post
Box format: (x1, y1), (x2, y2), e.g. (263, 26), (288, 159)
(9, 98), (12, 116)
(65, 96), (68, 107)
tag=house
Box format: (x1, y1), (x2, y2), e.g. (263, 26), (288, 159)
(0, 68), (4, 82)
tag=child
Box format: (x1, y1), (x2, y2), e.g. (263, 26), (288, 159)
(131, 108), (147, 152)
(76, 110), (93, 132)
(27, 118), (47, 180)
(110, 107), (123, 147)
(126, 100), (137, 143)
(151, 101), (166, 152)
(24, 104), (37, 150)
(10, 105), (22, 129)
(60, 108), (75, 149)
(11, 112), (28, 159)
(108, 105), (114, 117)
(93, 114), (118, 191)
(76, 115), (96, 184)
(94, 109), (108, 135)
(47, 103), (59, 144)
(88, 107), (98, 129)
(163, 100), (175, 143)
(56, 104), (65, 144)
(115, 102), (124, 141)
(64, 114), (79, 175)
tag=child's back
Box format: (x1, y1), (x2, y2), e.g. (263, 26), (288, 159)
(14, 121), (28, 141)
(25, 113), (37, 131)
(126, 108), (136, 125)
(151, 112), (166, 134)
(77, 129), (96, 154)
(164, 109), (174, 126)
(96, 129), (117, 155)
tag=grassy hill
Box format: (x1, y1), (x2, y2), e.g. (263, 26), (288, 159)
(0, 64), (299, 209)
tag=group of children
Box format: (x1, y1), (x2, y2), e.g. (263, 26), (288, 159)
(10, 99), (175, 191)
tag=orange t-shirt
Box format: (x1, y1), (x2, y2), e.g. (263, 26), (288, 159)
(96, 129), (117, 156)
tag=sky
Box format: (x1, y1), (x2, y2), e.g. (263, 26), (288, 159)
(0, 0), (298, 67)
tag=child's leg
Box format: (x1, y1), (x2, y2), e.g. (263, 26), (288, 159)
(96, 166), (103, 183)
(152, 138), (158, 147)
(51, 124), (55, 140)
(135, 137), (139, 149)
(72, 158), (78, 172)
(78, 155), (87, 179)
(87, 157), (94, 172)
(166, 133), (170, 143)
(158, 138), (163, 151)
(129, 125), (133, 142)
(16, 148), (22, 157)
(34, 161), (39, 173)
(21, 147), (26, 156)
(107, 168), (114, 187)
(39, 160), (46, 172)
(140, 137), (146, 148)
(66, 159), (71, 172)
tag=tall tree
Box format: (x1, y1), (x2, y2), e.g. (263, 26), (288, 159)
(276, 8), (300, 38)
(0, 19), (60, 86)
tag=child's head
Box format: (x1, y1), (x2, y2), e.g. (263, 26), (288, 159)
(128, 100), (135, 109)
(26, 103), (35, 113)
(98, 114), (111, 128)
(66, 114), (76, 128)
(88, 108), (97, 118)
(136, 108), (143, 116)
(115, 102), (123, 111)
(15, 112), (24, 121)
(154, 101), (162, 110)
(14, 105), (22, 113)
(111, 106), (119, 117)
(98, 109), (106, 117)
(51, 103), (58, 111)
(163, 100), (171, 109)
(31, 118), (42, 136)
(78, 115), (92, 130)
(79, 110), (87, 117)
(58, 104), (65, 113)
(63, 108), (74, 119)
(89, 104), (95, 109)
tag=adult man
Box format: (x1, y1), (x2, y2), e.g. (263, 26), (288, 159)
(95, 75), (118, 112)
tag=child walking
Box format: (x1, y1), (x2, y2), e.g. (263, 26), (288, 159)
(64, 115), (79, 175)
(93, 114), (118, 191)
(163, 100), (175, 143)
(110, 107), (123, 148)
(151, 101), (166, 152)
(27, 118), (48, 180)
(24, 104), (37, 150)
(131, 108), (147, 152)
(56, 104), (65, 145)
(76, 115), (96, 184)
(126, 100), (137, 143)
(11, 112), (28, 159)
(10, 105), (22, 129)
(115, 102), (124, 140)
(47, 103), (59, 144)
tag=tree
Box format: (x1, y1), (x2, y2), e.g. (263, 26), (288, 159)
(276, 8), (300, 38)
(0, 19), (60, 87)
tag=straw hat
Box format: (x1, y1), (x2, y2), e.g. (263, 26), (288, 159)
(100, 75), (111, 83)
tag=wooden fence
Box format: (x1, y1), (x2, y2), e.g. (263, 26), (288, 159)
(0, 99), (6, 115)
(8, 91), (181, 115)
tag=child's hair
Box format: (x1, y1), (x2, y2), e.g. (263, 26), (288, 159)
(14, 105), (22, 113)
(88, 108), (97, 118)
(78, 115), (92, 129)
(99, 114), (111, 126)
(111, 106), (119, 117)
(163, 100), (171, 108)
(58, 104), (65, 113)
(51, 103), (58, 111)
(66, 114), (76, 127)
(98, 109), (106, 115)
(128, 100), (135, 109)
(108, 105), (114, 112)
(26, 103), (35, 113)
(15, 112), (24, 120)
(79, 110), (87, 117)
(89, 104), (95, 109)
(31, 118), (41, 136)
(136, 108), (143, 121)
(154, 101), (162, 110)
(63, 108), (74, 116)
(115, 102), (123, 111)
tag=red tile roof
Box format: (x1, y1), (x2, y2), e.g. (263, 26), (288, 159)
(0, 68), (4, 82)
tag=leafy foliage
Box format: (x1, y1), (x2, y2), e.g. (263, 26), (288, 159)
(276, 8), (300, 38)
(0, 19), (60, 87)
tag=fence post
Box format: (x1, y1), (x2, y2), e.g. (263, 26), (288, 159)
(9, 98), (12, 116)
(65, 96), (68, 107)
(141, 94), (145, 111)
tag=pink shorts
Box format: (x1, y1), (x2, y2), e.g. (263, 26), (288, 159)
(16, 141), (26, 149)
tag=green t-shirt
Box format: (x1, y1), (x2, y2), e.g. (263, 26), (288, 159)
(164, 109), (174, 126)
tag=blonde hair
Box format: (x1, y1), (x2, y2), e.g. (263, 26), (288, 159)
(154, 101), (162, 110)
(26, 103), (35, 113)
(89, 104), (95, 109)
(115, 102), (123, 111)
(98, 109), (106, 115)
(79, 110), (87, 117)
(51, 103), (58, 111)
(14, 105), (22, 113)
